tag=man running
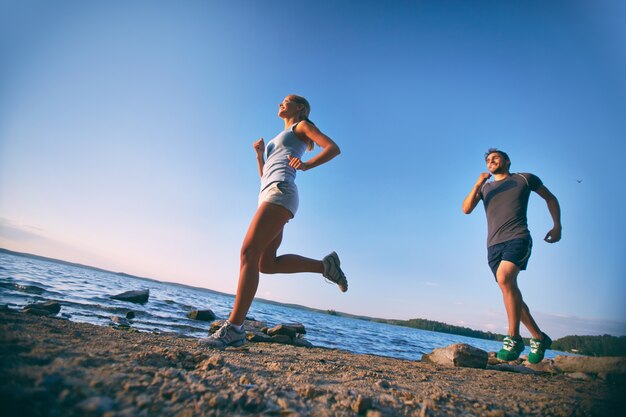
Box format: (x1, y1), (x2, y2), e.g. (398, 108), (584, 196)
(462, 149), (562, 363)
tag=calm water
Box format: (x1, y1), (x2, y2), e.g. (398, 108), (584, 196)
(0, 252), (563, 361)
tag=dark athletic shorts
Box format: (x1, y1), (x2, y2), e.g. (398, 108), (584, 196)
(487, 238), (532, 279)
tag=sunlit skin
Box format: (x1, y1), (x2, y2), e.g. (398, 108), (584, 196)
(229, 96), (341, 326)
(462, 152), (562, 340)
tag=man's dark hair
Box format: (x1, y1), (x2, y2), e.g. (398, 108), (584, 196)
(484, 148), (510, 162)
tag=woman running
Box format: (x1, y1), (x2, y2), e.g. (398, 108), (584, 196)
(206, 94), (348, 348)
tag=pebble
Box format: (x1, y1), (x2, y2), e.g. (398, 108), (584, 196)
(75, 396), (116, 415)
(135, 393), (152, 408)
(567, 372), (594, 381)
(375, 379), (390, 389)
(351, 395), (373, 414)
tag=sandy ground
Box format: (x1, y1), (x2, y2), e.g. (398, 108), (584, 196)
(0, 310), (623, 417)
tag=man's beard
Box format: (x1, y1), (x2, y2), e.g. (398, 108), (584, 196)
(490, 166), (508, 175)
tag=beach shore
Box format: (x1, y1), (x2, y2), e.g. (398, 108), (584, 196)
(0, 310), (622, 416)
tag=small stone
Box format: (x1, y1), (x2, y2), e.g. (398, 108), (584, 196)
(208, 393), (230, 408)
(125, 311), (135, 320)
(198, 354), (223, 371)
(297, 385), (318, 399)
(76, 396), (116, 415)
(375, 379), (391, 389)
(135, 393), (152, 408)
(351, 395), (373, 415)
(110, 316), (131, 327)
(187, 309), (216, 321)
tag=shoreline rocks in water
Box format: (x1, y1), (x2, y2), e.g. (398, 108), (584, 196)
(209, 319), (314, 348)
(22, 301), (62, 316)
(1, 309), (624, 416)
(187, 309), (216, 321)
(110, 289), (150, 304)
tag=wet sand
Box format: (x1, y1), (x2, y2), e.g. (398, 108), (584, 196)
(0, 310), (622, 416)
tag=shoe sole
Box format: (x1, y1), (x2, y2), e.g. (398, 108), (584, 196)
(327, 255), (348, 292)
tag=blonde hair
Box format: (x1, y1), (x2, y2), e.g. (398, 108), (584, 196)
(287, 94), (314, 151)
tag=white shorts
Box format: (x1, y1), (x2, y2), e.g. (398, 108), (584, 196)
(258, 181), (299, 217)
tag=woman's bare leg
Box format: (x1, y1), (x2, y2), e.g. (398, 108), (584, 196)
(259, 231), (324, 274)
(228, 203), (292, 325)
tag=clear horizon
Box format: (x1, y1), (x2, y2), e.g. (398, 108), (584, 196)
(1, 0), (625, 339)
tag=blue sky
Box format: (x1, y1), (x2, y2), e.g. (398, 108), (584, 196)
(1, 0), (624, 338)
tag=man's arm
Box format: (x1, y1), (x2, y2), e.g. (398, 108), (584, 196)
(535, 185), (562, 243)
(462, 173), (491, 214)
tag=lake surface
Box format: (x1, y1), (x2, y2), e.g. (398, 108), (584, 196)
(0, 251), (564, 361)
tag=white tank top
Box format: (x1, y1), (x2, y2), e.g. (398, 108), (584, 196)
(260, 122), (307, 191)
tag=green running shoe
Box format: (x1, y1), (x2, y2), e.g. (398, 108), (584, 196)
(497, 335), (525, 361)
(528, 332), (552, 364)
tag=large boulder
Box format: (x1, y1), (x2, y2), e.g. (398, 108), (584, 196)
(187, 309), (216, 321)
(422, 343), (488, 369)
(110, 289), (149, 304)
(555, 355), (626, 375)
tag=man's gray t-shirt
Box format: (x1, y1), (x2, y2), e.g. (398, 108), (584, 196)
(478, 173), (543, 248)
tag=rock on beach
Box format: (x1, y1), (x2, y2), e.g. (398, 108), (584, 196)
(421, 343), (488, 369)
(555, 355), (626, 375)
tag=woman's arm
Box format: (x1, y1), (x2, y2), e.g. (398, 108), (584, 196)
(253, 138), (265, 177)
(288, 121), (340, 171)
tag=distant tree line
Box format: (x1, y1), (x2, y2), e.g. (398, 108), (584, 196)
(551, 335), (626, 357)
(373, 317), (506, 341)
(375, 318), (626, 357)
